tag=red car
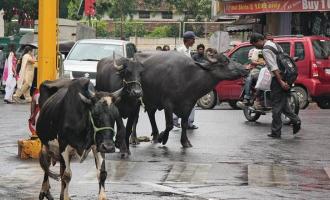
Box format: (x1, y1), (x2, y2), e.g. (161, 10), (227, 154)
(197, 35), (330, 109)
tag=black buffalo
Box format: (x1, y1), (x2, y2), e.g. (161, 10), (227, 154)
(37, 78), (125, 200)
(96, 56), (144, 152)
(135, 51), (248, 148)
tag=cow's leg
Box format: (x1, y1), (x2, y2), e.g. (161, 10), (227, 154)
(60, 146), (72, 200)
(158, 107), (174, 145)
(92, 146), (107, 200)
(180, 116), (193, 148)
(147, 108), (159, 142)
(39, 145), (54, 200)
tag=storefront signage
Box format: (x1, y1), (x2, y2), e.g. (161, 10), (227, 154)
(224, 0), (330, 14)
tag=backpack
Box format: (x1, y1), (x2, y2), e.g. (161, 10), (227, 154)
(264, 43), (298, 85)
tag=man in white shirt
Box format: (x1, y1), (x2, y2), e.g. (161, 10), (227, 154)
(173, 31), (198, 130)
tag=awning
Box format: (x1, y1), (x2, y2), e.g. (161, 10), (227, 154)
(224, 0), (330, 15)
(225, 24), (253, 32)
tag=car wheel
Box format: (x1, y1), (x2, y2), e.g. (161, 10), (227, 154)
(243, 107), (261, 122)
(316, 97), (330, 109)
(282, 92), (300, 125)
(293, 86), (309, 109)
(197, 90), (217, 109)
(228, 100), (240, 110)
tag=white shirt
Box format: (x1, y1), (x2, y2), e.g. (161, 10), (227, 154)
(177, 45), (192, 58)
(262, 40), (282, 76)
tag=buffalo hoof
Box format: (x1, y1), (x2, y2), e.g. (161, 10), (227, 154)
(151, 132), (159, 142)
(158, 131), (169, 145)
(129, 136), (140, 145)
(181, 140), (193, 148)
(39, 191), (54, 200)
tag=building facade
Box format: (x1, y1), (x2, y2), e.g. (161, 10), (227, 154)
(214, 0), (330, 40)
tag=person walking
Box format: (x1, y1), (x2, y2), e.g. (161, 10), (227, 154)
(13, 46), (36, 103)
(192, 44), (206, 63)
(0, 45), (5, 84)
(3, 44), (17, 104)
(249, 33), (301, 138)
(173, 31), (198, 130)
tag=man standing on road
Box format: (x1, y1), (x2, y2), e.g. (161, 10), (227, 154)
(192, 44), (206, 63)
(249, 33), (301, 138)
(173, 31), (198, 130)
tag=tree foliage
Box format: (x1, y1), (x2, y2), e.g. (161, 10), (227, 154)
(112, 21), (147, 38)
(144, 0), (212, 20)
(0, 0), (38, 22)
(107, 0), (136, 20)
(67, 0), (84, 20)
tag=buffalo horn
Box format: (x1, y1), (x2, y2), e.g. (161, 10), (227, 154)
(79, 92), (92, 104)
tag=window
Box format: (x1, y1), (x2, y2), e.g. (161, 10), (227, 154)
(67, 43), (123, 61)
(294, 42), (305, 60)
(312, 39), (330, 59)
(162, 11), (173, 19)
(230, 46), (254, 65)
(126, 43), (137, 58)
(277, 42), (290, 55)
(139, 11), (150, 19)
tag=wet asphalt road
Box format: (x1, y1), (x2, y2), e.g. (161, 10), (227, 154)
(0, 99), (330, 200)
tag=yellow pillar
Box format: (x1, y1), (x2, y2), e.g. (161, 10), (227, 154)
(37, 0), (58, 87)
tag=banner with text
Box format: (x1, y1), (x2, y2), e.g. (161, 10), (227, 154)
(224, 0), (330, 14)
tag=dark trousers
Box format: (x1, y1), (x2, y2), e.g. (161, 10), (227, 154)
(271, 78), (300, 135)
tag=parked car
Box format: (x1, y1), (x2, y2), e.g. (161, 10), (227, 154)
(62, 39), (137, 84)
(198, 35), (330, 109)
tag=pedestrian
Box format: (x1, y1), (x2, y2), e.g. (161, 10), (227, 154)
(249, 32), (301, 138)
(13, 46), (36, 104)
(3, 44), (17, 104)
(0, 45), (5, 83)
(156, 46), (162, 51)
(192, 44), (206, 63)
(173, 31), (198, 130)
(264, 32), (274, 41)
(162, 45), (170, 51)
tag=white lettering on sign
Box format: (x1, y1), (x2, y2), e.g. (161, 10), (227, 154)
(302, 0), (319, 10)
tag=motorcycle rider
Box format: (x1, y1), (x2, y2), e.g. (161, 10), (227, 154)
(237, 47), (265, 108)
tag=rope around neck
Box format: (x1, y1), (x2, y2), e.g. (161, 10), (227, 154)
(89, 112), (115, 143)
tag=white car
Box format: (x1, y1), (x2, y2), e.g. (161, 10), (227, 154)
(63, 39), (137, 84)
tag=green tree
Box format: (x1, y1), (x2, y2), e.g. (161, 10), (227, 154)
(67, 0), (83, 20)
(95, 20), (110, 38)
(95, 0), (113, 19)
(112, 21), (146, 39)
(144, 0), (212, 20)
(0, 0), (38, 22)
(107, 0), (136, 19)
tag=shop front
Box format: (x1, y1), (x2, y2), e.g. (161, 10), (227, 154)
(222, 0), (330, 37)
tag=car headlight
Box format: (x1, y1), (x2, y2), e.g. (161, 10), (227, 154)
(63, 70), (72, 79)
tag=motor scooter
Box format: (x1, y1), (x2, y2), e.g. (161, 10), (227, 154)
(238, 83), (300, 124)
